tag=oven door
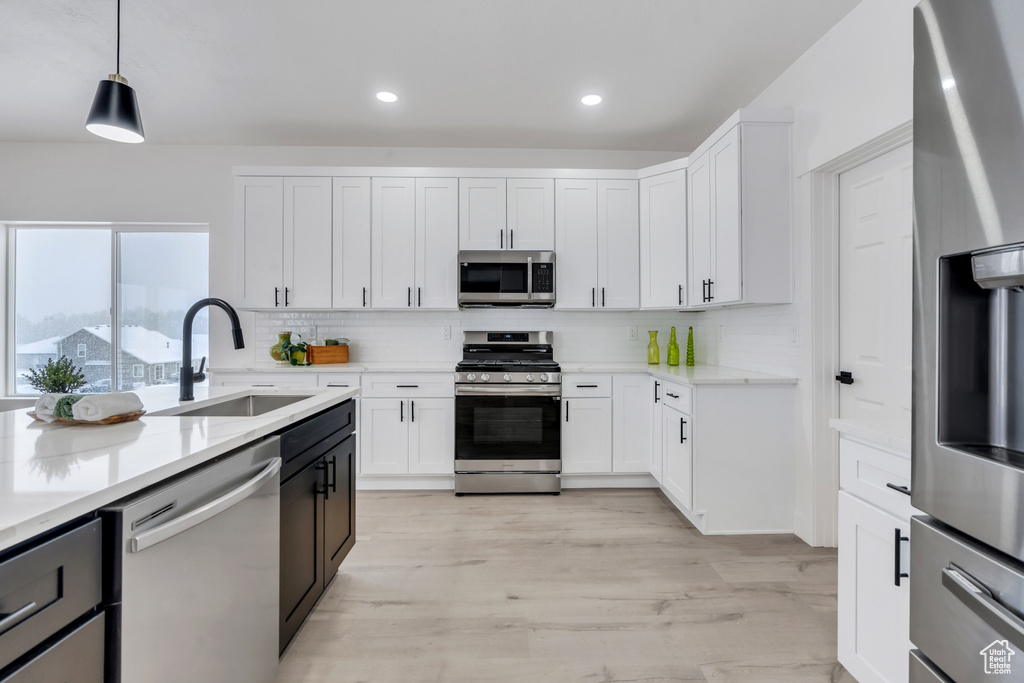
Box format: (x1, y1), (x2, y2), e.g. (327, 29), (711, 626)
(455, 390), (561, 472)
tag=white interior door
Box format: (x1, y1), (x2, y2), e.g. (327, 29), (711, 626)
(838, 144), (913, 426)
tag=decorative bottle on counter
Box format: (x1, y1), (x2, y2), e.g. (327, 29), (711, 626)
(667, 327), (680, 366)
(270, 331), (292, 362)
(647, 331), (660, 365)
(686, 326), (696, 367)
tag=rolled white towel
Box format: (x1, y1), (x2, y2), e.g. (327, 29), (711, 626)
(34, 393), (68, 423)
(71, 392), (144, 422)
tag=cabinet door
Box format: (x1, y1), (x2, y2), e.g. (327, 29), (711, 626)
(688, 152), (713, 306)
(283, 177), (333, 308)
(235, 176), (283, 309)
(838, 491), (911, 683)
(554, 179), (599, 309)
(332, 177), (372, 309)
(711, 127), (742, 305)
(639, 169), (687, 309)
(507, 178), (555, 251)
(650, 379), (664, 483)
(612, 374), (651, 473)
(279, 457), (325, 653)
(459, 178), (506, 250)
(561, 397), (613, 474)
(371, 177), (417, 309)
(408, 398), (455, 474)
(415, 178), (459, 309)
(662, 405), (693, 510)
(359, 398), (409, 474)
(323, 434), (355, 580)
(598, 180), (640, 309)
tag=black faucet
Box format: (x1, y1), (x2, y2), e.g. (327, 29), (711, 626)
(180, 298), (245, 401)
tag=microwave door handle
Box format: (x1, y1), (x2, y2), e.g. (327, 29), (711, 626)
(527, 256), (533, 299)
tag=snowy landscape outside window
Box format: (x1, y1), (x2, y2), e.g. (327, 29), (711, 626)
(11, 225), (209, 395)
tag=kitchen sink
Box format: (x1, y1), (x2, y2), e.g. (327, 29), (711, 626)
(167, 394), (310, 417)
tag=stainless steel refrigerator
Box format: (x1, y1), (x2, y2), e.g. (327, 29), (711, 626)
(912, 1), (1024, 681)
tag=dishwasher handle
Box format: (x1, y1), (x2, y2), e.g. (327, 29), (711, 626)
(130, 457), (282, 553)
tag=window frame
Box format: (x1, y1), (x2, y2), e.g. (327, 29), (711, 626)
(77, 343), (87, 358)
(6, 223), (209, 396)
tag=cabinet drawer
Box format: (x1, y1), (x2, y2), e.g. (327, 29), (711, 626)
(661, 381), (692, 414)
(0, 519), (102, 671)
(360, 373), (454, 398)
(562, 374), (612, 398)
(213, 372), (318, 388)
(317, 373), (361, 389)
(1, 611), (104, 683)
(839, 437), (914, 520)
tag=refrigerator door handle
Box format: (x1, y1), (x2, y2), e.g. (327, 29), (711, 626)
(129, 457), (282, 553)
(942, 564), (1024, 650)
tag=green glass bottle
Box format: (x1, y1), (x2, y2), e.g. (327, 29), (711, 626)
(686, 326), (696, 367)
(647, 331), (660, 364)
(667, 327), (680, 366)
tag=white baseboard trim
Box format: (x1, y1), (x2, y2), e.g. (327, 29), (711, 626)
(357, 475), (454, 490)
(561, 473), (659, 489)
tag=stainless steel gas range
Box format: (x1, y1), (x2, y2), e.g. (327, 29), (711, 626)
(454, 331), (562, 494)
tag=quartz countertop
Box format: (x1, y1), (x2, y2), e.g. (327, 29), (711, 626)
(830, 417), (912, 454)
(0, 384), (358, 553)
(211, 362), (457, 373)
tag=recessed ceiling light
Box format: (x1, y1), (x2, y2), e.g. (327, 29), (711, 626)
(377, 91), (398, 103)
(581, 94), (602, 106)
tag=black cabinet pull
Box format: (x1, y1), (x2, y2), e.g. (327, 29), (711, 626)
(654, 381), (660, 403)
(565, 400), (569, 422)
(329, 456), (338, 493)
(602, 287), (605, 307)
(592, 288), (596, 307)
(678, 284), (683, 306)
(510, 230), (514, 250)
(708, 279), (714, 301)
(666, 392), (679, 399)
(894, 528), (910, 586)
(407, 287), (412, 307)
(396, 385), (419, 388)
(680, 417), (687, 443)
(418, 287), (422, 307)
(285, 287), (290, 306)
(836, 371), (854, 385)
(500, 229), (504, 249)
(318, 460), (330, 501)
(363, 287), (367, 307)
(274, 287), (280, 307)
(702, 279), (708, 302)
(411, 400), (415, 422)
(886, 483), (911, 496)
(576, 384), (599, 388)
(400, 400), (404, 422)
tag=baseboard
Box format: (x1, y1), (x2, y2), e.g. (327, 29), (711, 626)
(356, 473), (659, 491)
(561, 473), (659, 489)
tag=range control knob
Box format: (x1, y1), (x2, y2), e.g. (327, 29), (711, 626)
(481, 373), (490, 382)
(466, 373), (476, 381)
(503, 374), (512, 382)
(525, 374), (535, 382)
(540, 373), (549, 382)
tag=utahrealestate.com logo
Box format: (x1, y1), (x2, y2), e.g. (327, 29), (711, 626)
(980, 640), (1015, 675)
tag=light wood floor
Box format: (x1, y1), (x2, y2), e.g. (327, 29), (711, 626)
(278, 489), (855, 683)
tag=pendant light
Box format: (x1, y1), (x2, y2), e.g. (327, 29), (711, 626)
(86, 0), (144, 143)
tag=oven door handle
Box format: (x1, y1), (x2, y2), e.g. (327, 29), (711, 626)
(455, 385), (562, 397)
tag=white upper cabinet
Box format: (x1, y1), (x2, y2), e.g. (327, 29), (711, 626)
(555, 179), (639, 310)
(459, 178), (506, 250)
(235, 176), (333, 309)
(506, 179), (555, 251)
(415, 178), (459, 309)
(688, 122), (792, 308)
(332, 177), (372, 309)
(372, 177), (417, 309)
(639, 169), (687, 309)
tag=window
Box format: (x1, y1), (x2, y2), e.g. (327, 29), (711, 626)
(10, 225), (208, 395)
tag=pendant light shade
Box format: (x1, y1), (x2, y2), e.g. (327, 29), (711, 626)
(86, 0), (145, 143)
(87, 74), (144, 143)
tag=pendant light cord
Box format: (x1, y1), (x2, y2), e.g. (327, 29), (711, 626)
(116, 0), (121, 75)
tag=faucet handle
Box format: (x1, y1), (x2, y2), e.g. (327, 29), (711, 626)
(193, 356), (207, 384)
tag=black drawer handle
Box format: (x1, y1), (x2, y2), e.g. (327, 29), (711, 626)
(400, 400), (404, 422)
(654, 381), (660, 403)
(575, 384), (599, 388)
(396, 385), (419, 388)
(329, 456), (338, 493)
(886, 483), (911, 496)
(666, 392), (679, 399)
(411, 400), (415, 422)
(565, 400), (569, 422)
(274, 286), (280, 307)
(0, 602), (37, 631)
(251, 384), (275, 387)
(326, 384), (350, 388)
(894, 528), (909, 586)
(680, 417), (687, 443)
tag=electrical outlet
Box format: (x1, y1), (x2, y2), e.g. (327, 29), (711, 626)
(627, 326), (638, 340)
(441, 326), (451, 341)
(718, 325), (726, 342)
(790, 325), (800, 347)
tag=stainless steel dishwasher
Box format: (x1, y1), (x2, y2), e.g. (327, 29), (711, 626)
(101, 437), (281, 683)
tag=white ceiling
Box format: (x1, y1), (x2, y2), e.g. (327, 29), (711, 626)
(0, 0), (861, 152)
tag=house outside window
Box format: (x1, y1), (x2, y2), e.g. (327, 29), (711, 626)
(132, 364), (143, 378)
(153, 365), (164, 381)
(77, 344), (86, 357)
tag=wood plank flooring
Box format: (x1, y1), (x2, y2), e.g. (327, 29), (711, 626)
(277, 489), (854, 683)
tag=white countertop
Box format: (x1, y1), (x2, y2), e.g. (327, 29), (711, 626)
(830, 416), (912, 454)
(213, 361), (796, 385)
(0, 384), (358, 553)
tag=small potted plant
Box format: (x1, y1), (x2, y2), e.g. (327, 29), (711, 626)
(24, 356), (88, 394)
(277, 334), (312, 366)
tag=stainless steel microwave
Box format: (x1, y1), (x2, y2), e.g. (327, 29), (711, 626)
(457, 251), (555, 308)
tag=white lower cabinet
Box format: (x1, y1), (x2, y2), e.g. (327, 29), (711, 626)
(612, 374), (651, 473)
(650, 377), (664, 483)
(838, 437), (916, 683)
(661, 403), (693, 510)
(360, 397), (454, 475)
(212, 372), (318, 388)
(561, 397), (613, 474)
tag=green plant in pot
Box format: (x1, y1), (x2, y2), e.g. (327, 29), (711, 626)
(277, 334), (312, 366)
(24, 356), (88, 393)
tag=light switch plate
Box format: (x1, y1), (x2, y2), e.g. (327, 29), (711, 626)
(441, 326), (451, 340)
(627, 326), (638, 340)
